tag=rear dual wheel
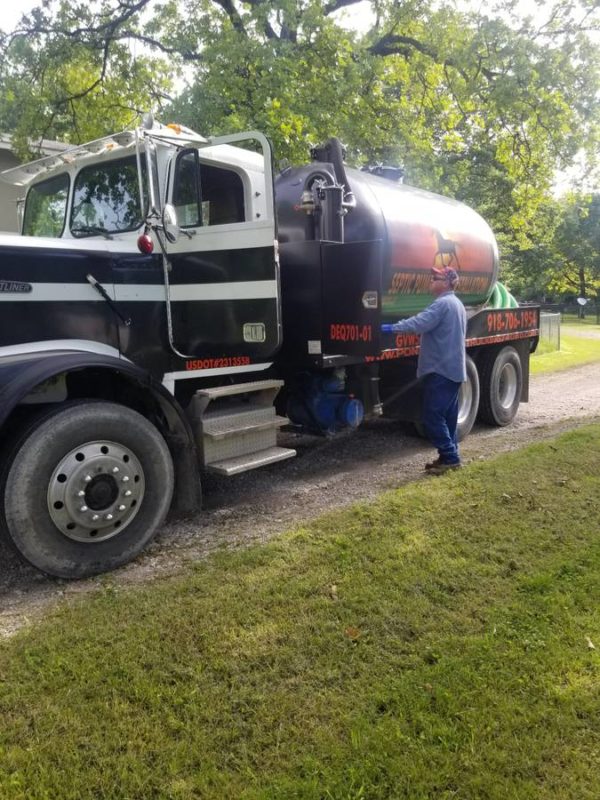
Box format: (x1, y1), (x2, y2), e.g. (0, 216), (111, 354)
(2, 401), (174, 579)
(413, 346), (523, 441)
(414, 355), (479, 441)
(478, 346), (523, 426)
(456, 355), (480, 441)
(458, 346), (523, 431)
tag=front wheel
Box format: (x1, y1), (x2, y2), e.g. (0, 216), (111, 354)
(2, 401), (174, 578)
(478, 346), (523, 426)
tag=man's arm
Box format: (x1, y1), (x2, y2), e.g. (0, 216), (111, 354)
(381, 299), (444, 335)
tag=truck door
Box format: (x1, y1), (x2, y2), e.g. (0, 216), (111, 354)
(163, 132), (280, 363)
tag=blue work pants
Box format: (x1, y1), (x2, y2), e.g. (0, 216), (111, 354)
(421, 373), (461, 465)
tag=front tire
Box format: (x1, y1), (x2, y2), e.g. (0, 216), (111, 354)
(2, 401), (174, 578)
(478, 346), (523, 426)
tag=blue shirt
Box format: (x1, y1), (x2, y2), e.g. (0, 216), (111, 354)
(386, 292), (467, 382)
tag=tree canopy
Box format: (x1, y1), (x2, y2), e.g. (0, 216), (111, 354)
(2, 0), (600, 298)
(507, 191), (600, 302)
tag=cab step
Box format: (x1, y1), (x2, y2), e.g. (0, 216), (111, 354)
(206, 446), (296, 476)
(188, 379), (296, 475)
(192, 379), (285, 412)
(203, 408), (288, 441)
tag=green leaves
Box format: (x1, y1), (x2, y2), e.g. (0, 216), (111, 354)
(506, 191), (600, 300)
(1, 0), (600, 299)
(0, 0), (174, 154)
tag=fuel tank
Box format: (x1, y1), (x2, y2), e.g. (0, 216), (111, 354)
(275, 163), (499, 318)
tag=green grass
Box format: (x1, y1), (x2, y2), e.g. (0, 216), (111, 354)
(531, 330), (600, 374)
(561, 313), (600, 326)
(2, 426), (600, 799)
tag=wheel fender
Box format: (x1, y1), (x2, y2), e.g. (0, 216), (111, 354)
(0, 350), (173, 425)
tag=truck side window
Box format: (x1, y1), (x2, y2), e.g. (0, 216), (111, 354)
(23, 173), (70, 237)
(200, 163), (245, 226)
(70, 155), (147, 236)
(173, 150), (201, 228)
(172, 153), (245, 228)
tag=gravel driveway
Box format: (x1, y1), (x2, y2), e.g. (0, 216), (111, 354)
(1, 359), (600, 637)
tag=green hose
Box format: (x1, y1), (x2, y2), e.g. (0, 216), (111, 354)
(488, 283), (501, 308)
(486, 281), (518, 309)
(497, 282), (509, 307)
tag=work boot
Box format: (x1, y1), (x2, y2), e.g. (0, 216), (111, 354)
(424, 457), (443, 471)
(426, 461), (462, 476)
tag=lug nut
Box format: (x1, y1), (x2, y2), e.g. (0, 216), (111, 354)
(77, 490), (85, 497)
(112, 467), (119, 474)
(122, 476), (129, 483)
(124, 490), (132, 497)
(105, 513), (113, 521)
(80, 505), (88, 512)
(84, 475), (92, 482)
(92, 514), (100, 521)
(118, 504), (126, 511)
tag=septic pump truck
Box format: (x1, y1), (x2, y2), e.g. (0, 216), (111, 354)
(0, 118), (539, 578)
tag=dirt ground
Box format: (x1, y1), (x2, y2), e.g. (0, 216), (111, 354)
(1, 359), (600, 638)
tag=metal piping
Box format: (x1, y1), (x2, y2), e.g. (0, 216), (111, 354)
(311, 138), (356, 212)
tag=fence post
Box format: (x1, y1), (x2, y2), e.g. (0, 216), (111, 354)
(539, 311), (561, 351)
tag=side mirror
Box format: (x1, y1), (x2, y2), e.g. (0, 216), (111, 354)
(162, 204), (179, 243)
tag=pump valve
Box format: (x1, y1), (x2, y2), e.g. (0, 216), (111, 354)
(298, 190), (316, 214)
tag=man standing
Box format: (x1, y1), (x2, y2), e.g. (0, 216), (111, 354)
(381, 266), (467, 474)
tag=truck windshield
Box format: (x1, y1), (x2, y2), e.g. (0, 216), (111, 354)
(70, 155), (147, 237)
(23, 173), (70, 237)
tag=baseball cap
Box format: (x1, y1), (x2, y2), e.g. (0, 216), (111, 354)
(431, 266), (459, 286)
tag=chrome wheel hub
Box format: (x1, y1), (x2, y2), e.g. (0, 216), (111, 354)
(498, 363), (518, 410)
(458, 379), (473, 425)
(47, 440), (145, 543)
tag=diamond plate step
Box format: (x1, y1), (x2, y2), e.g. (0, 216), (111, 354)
(206, 446), (296, 476)
(204, 414), (288, 440)
(194, 379), (283, 401)
(188, 379), (296, 474)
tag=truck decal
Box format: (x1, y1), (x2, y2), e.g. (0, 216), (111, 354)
(388, 269), (491, 297)
(164, 362), (271, 383)
(485, 309), (538, 333)
(185, 356), (251, 370)
(329, 323), (373, 343)
(466, 330), (540, 347)
(0, 282), (105, 302)
(0, 281), (32, 293)
(364, 346), (420, 362)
